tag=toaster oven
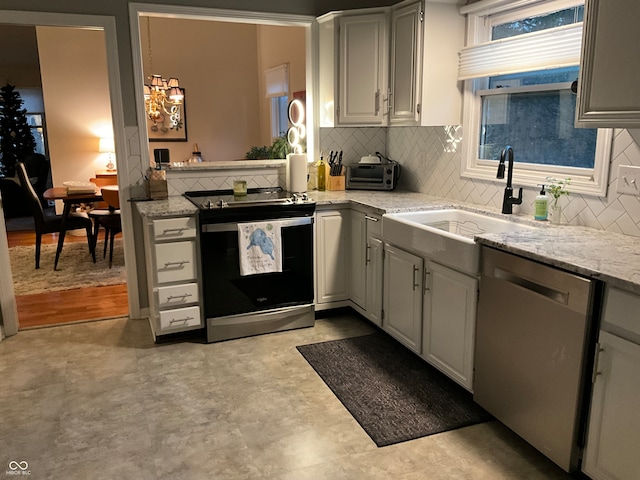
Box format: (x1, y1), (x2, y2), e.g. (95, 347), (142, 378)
(345, 161), (400, 191)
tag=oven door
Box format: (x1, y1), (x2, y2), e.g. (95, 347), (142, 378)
(200, 217), (314, 320)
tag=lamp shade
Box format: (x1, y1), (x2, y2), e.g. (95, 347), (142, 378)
(99, 137), (115, 153)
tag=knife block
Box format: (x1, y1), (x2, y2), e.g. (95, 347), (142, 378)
(327, 173), (345, 191)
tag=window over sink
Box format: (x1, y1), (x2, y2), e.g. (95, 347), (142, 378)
(459, 0), (612, 197)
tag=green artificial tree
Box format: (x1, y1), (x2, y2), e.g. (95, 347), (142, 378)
(0, 84), (35, 177)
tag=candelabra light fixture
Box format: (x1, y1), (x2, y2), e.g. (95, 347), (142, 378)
(144, 75), (184, 130)
(143, 17), (184, 131)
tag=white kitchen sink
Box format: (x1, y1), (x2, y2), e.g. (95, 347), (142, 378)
(382, 209), (538, 275)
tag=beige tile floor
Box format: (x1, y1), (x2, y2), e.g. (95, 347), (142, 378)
(0, 312), (575, 479)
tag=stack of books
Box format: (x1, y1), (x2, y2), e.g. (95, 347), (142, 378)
(63, 181), (97, 195)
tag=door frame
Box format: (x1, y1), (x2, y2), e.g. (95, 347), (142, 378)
(0, 10), (134, 338)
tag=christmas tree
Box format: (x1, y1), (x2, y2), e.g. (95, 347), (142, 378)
(0, 83), (36, 177)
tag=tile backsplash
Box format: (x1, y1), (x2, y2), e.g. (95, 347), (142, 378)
(320, 126), (640, 238)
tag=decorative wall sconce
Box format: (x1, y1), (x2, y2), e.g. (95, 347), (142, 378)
(287, 98), (306, 154)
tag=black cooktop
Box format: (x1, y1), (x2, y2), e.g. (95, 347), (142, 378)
(185, 187), (315, 222)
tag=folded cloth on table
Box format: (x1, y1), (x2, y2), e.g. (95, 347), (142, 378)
(238, 220), (282, 276)
(64, 181), (96, 195)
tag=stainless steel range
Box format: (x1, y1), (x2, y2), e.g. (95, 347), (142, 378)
(184, 187), (316, 343)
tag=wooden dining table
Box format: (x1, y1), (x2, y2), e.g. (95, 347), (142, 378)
(43, 186), (104, 270)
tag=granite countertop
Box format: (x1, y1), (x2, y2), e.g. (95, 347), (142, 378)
(135, 189), (640, 294)
(167, 160), (286, 171)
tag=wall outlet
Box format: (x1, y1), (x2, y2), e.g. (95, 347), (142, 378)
(617, 165), (640, 195)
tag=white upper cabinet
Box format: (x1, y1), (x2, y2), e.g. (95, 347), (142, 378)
(339, 13), (388, 125)
(389, 1), (423, 125)
(318, 1), (464, 128)
(420, 1), (464, 126)
(576, 0), (640, 128)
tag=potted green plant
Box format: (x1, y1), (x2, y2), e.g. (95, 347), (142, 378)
(546, 177), (571, 224)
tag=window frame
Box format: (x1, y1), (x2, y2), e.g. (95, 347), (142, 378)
(460, 0), (612, 197)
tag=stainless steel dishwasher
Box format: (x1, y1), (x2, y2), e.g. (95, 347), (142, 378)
(474, 246), (600, 473)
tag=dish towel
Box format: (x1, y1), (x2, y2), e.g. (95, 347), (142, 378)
(238, 220), (283, 276)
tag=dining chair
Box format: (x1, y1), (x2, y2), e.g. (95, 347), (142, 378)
(89, 186), (121, 268)
(16, 161), (94, 269)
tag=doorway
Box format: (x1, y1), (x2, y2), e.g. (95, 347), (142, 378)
(0, 13), (129, 333)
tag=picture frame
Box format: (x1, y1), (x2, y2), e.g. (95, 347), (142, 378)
(148, 91), (188, 142)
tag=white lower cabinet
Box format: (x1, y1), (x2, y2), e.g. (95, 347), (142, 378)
(583, 287), (640, 480)
(142, 215), (203, 339)
(316, 209), (350, 307)
(422, 261), (477, 390)
(383, 243), (423, 353)
(365, 236), (384, 326)
(350, 210), (384, 325)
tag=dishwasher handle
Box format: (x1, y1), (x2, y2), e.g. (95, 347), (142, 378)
(494, 268), (569, 305)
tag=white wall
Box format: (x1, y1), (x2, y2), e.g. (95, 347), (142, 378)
(141, 17), (262, 164)
(37, 26), (113, 203)
(256, 24), (306, 146)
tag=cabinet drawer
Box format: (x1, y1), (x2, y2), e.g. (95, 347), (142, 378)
(156, 283), (199, 308)
(155, 241), (197, 284)
(603, 287), (640, 338)
(153, 217), (196, 241)
(159, 305), (201, 331)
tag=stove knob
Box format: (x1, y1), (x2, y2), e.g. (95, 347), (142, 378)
(206, 200), (214, 209)
(217, 200), (225, 209)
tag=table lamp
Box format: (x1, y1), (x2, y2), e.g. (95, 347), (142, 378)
(99, 137), (116, 172)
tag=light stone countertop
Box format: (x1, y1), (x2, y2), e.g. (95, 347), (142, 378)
(135, 189), (640, 294)
(166, 160), (286, 170)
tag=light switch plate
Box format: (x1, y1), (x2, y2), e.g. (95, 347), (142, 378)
(617, 165), (640, 195)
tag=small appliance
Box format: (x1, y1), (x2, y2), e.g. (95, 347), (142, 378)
(345, 153), (400, 191)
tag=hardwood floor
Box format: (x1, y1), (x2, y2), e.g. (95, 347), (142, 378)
(6, 227), (129, 329)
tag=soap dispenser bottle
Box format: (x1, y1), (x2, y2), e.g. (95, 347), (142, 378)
(534, 185), (549, 220)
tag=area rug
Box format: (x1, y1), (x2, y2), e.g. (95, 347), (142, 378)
(8, 238), (126, 295)
(297, 332), (492, 447)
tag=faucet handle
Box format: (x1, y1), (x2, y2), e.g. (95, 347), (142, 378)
(515, 187), (523, 205)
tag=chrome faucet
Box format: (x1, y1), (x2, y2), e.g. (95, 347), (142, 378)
(496, 145), (522, 214)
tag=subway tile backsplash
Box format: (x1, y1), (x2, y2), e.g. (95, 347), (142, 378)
(320, 126), (640, 238)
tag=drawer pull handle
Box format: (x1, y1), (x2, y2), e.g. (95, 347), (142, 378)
(364, 215), (379, 222)
(163, 260), (189, 269)
(412, 265), (420, 291)
(366, 244), (371, 264)
(166, 293), (193, 301)
(169, 316), (193, 325)
(162, 227), (187, 235)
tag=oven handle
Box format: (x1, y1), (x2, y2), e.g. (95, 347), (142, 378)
(201, 216), (313, 233)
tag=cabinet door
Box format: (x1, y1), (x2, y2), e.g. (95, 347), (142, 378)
(583, 331), (640, 480)
(349, 210), (367, 309)
(389, 1), (422, 125)
(366, 236), (384, 327)
(423, 261), (477, 390)
(383, 243), (423, 353)
(576, 0), (640, 128)
(338, 13), (388, 125)
(316, 210), (350, 303)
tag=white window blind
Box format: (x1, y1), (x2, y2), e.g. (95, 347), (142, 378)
(458, 23), (583, 80)
(265, 64), (289, 98)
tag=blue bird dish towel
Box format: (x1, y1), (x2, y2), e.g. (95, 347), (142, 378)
(238, 221), (283, 276)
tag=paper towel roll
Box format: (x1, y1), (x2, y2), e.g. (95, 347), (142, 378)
(286, 153), (308, 193)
